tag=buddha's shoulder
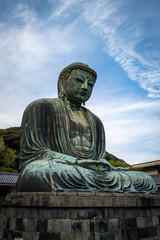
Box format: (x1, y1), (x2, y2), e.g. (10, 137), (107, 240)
(25, 98), (60, 110)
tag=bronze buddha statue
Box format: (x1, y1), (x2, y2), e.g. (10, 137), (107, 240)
(17, 62), (157, 193)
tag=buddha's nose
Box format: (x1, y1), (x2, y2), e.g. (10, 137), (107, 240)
(82, 80), (88, 90)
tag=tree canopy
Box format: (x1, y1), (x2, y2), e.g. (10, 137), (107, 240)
(0, 127), (20, 172)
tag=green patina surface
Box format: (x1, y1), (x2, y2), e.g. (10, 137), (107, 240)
(17, 62), (158, 194)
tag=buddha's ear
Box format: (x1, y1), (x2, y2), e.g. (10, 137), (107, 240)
(58, 77), (65, 100)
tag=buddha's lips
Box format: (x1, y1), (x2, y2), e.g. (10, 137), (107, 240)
(79, 91), (89, 96)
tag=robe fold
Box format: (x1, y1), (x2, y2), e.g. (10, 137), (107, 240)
(17, 98), (158, 193)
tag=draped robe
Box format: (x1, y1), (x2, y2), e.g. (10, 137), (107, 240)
(17, 98), (158, 193)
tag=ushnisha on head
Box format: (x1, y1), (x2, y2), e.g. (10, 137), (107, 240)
(58, 62), (97, 104)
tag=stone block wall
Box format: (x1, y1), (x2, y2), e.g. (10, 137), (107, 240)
(0, 192), (160, 240)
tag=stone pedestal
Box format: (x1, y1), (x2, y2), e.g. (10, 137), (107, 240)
(0, 192), (160, 240)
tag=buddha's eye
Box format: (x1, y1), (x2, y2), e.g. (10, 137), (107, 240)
(76, 78), (83, 83)
(88, 81), (94, 87)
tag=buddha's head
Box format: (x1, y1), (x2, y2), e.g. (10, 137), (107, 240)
(58, 62), (97, 104)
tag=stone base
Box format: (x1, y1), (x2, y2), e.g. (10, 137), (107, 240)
(0, 192), (160, 240)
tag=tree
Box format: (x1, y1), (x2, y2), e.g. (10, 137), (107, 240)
(0, 127), (20, 151)
(108, 159), (130, 168)
(0, 127), (20, 171)
(0, 136), (18, 171)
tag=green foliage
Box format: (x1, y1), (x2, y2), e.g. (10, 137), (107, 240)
(108, 159), (130, 168)
(0, 127), (20, 151)
(0, 167), (18, 173)
(0, 136), (18, 171)
(129, 166), (142, 171)
(0, 127), (20, 171)
(0, 135), (5, 152)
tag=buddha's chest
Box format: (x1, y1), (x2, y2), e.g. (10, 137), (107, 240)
(68, 109), (92, 149)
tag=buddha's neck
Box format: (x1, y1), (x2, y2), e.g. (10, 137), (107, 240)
(63, 98), (82, 111)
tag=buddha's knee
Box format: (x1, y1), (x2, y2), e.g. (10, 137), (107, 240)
(17, 160), (52, 192)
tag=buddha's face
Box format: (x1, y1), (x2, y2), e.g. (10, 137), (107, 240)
(64, 69), (95, 104)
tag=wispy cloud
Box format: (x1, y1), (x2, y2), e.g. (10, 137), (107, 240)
(49, 0), (79, 19)
(13, 4), (37, 25)
(89, 98), (160, 163)
(82, 0), (160, 98)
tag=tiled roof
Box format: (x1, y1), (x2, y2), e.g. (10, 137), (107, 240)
(0, 172), (19, 185)
(151, 174), (160, 185)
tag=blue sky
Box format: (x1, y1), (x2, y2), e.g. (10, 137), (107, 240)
(0, 0), (160, 164)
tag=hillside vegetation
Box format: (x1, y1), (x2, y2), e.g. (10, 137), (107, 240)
(0, 127), (20, 172)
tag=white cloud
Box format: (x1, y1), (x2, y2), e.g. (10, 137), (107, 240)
(90, 98), (160, 116)
(82, 0), (160, 98)
(13, 4), (37, 25)
(89, 98), (160, 164)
